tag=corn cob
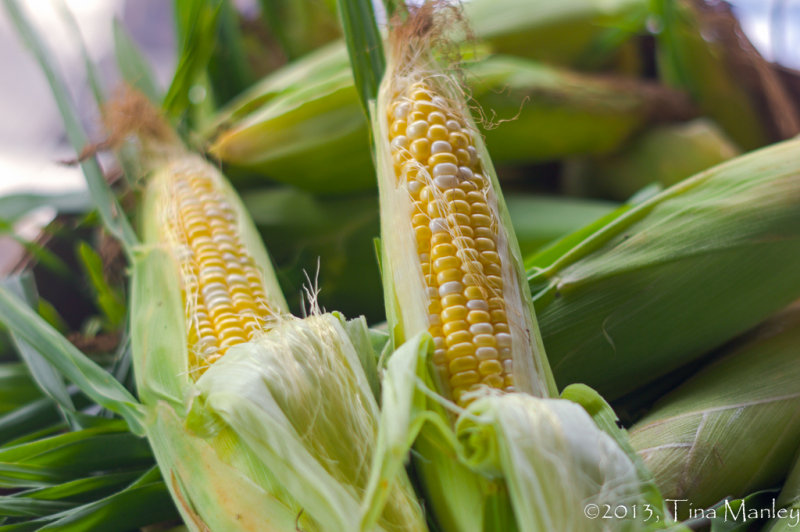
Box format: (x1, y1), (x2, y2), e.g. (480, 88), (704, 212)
(566, 118), (739, 200)
(142, 156), (287, 374)
(376, 57), (556, 405)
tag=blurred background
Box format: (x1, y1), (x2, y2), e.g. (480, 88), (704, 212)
(1, 0), (798, 198)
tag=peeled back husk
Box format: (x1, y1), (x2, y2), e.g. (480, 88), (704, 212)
(372, 333), (683, 532)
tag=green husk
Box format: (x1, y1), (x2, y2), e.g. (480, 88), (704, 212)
(466, 0), (649, 67)
(567, 119), (740, 200)
(371, 334), (682, 531)
(628, 304), (800, 517)
(209, 53), (684, 194)
(530, 136), (800, 399)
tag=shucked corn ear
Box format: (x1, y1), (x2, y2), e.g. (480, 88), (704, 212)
(629, 303), (800, 517)
(132, 147), (425, 531)
(369, 10), (679, 531)
(373, 29), (556, 406)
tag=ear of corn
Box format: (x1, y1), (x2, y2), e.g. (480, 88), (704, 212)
(566, 118), (740, 200)
(466, 0), (649, 66)
(653, 0), (774, 150)
(530, 136), (800, 400)
(209, 52), (684, 194)
(628, 303), (800, 518)
(131, 150), (425, 531)
(373, 55), (556, 405)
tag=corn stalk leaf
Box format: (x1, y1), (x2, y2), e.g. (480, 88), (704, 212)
(0, 286), (144, 434)
(0, 420), (152, 489)
(164, 0), (222, 120)
(0, 467), (176, 532)
(0, 192), (90, 225)
(2, 0), (138, 257)
(54, 0), (105, 108)
(2, 277), (78, 429)
(336, 0), (384, 118)
(112, 19), (162, 105)
(75, 242), (125, 331)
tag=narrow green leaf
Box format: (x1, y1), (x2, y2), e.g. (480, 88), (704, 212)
(0, 286), (144, 434)
(0, 191), (89, 224)
(0, 399), (62, 446)
(3, 277), (77, 428)
(207, 0), (255, 106)
(2, 0), (138, 256)
(0, 496), (73, 518)
(112, 19), (162, 104)
(55, 0), (105, 108)
(0, 421), (152, 489)
(0, 468), (175, 532)
(336, 0), (385, 117)
(76, 242), (125, 330)
(164, 0), (222, 119)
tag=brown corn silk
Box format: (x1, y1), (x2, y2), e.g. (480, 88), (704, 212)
(377, 9), (553, 406)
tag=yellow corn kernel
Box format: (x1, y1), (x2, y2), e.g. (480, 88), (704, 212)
(385, 80), (522, 406)
(158, 164), (280, 375)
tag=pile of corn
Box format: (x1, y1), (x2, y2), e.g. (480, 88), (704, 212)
(2, 0), (800, 531)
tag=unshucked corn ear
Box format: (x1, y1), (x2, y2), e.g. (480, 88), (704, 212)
(370, 9), (679, 531)
(132, 148), (425, 531)
(209, 51), (688, 194)
(530, 136), (800, 399)
(629, 303), (800, 518)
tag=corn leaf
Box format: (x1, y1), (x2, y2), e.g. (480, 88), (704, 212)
(0, 364), (43, 416)
(0, 192), (89, 225)
(336, 0), (384, 117)
(0, 467), (176, 532)
(55, 0), (105, 108)
(75, 242), (125, 331)
(164, 0), (222, 120)
(0, 286), (144, 434)
(0, 420), (152, 490)
(112, 19), (162, 105)
(2, 0), (138, 256)
(2, 277), (77, 428)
